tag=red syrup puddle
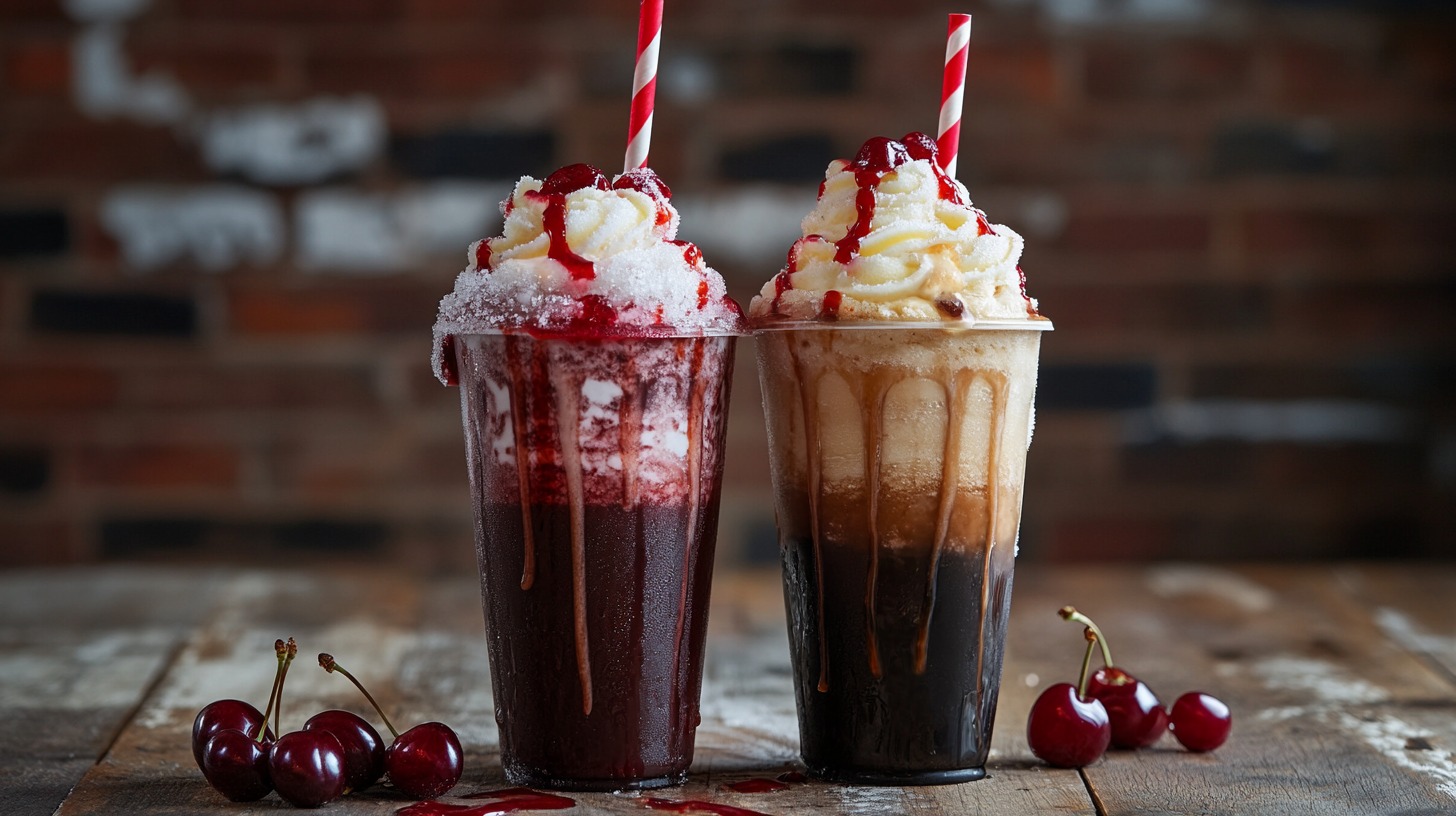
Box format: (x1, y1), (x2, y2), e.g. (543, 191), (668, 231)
(723, 769), (809, 794)
(397, 788), (575, 815)
(642, 798), (773, 816)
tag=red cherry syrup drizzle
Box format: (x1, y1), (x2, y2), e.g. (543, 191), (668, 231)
(771, 133), (970, 315)
(396, 788), (574, 816)
(819, 290), (842, 321)
(474, 240), (493, 272)
(723, 770), (808, 793)
(439, 335), (459, 386)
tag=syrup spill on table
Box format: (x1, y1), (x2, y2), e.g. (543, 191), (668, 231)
(641, 798), (773, 816)
(397, 787), (575, 815)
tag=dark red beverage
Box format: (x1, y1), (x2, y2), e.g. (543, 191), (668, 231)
(454, 332), (735, 791)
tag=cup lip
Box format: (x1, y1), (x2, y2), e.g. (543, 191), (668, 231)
(750, 316), (1053, 334)
(448, 326), (746, 340)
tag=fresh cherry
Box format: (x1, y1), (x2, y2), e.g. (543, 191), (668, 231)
(305, 709), (385, 792)
(1086, 667), (1170, 749)
(541, 163), (610, 196)
(1060, 607), (1170, 749)
(900, 131), (939, 162)
(613, 167), (672, 199)
(270, 729), (348, 808)
(1169, 692), (1232, 752)
(1027, 628), (1111, 768)
(319, 653), (463, 799)
(195, 637), (288, 801)
(192, 700), (271, 772)
(201, 729), (272, 802)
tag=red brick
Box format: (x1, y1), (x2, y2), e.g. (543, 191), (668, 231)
(306, 46), (538, 97)
(129, 38), (282, 92)
(1085, 41), (1250, 101)
(75, 444), (239, 489)
(0, 519), (83, 566)
(3, 40), (70, 95)
(0, 364), (118, 414)
(126, 365), (379, 411)
(1244, 210), (1377, 255)
(1056, 212), (1211, 253)
(228, 284), (440, 336)
(1044, 517), (1178, 561)
(0, 1), (68, 21)
(176, 0), (398, 21)
(0, 119), (208, 182)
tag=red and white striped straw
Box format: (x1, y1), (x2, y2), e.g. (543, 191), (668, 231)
(937, 13), (972, 178)
(624, 0), (664, 173)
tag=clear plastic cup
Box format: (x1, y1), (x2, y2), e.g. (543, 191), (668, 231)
(753, 319), (1051, 784)
(451, 331), (737, 790)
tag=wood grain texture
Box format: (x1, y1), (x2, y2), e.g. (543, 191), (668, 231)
(1020, 564), (1456, 816)
(21, 563), (1456, 815)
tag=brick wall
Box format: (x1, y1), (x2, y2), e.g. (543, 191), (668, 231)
(1, 0), (1452, 567)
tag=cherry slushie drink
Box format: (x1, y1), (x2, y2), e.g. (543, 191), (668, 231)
(434, 164), (743, 791)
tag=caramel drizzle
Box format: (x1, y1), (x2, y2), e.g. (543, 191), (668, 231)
(670, 339), (707, 720)
(858, 374), (891, 680)
(788, 339), (831, 693)
(505, 336), (537, 590)
(971, 374), (1008, 694)
(552, 362), (594, 715)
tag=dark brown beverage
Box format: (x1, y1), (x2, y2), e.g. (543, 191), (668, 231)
(454, 332), (735, 791)
(755, 324), (1045, 784)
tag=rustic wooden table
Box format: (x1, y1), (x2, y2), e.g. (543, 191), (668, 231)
(3, 563), (1453, 815)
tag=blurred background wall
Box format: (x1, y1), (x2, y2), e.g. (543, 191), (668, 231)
(0, 0), (1452, 569)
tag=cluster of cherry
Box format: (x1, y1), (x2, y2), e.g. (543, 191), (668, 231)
(1027, 607), (1232, 768)
(191, 638), (463, 808)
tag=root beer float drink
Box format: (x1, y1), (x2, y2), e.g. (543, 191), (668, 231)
(750, 132), (1051, 784)
(433, 162), (744, 790)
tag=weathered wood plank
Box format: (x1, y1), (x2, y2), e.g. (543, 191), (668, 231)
(1336, 565), (1456, 688)
(1012, 564), (1456, 816)
(55, 567), (1095, 815)
(0, 567), (222, 816)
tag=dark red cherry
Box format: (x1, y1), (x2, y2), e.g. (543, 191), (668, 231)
(192, 700), (271, 771)
(901, 131), (939, 161)
(1026, 683), (1111, 768)
(541, 163), (610, 196)
(1170, 692), (1232, 752)
(613, 167), (672, 199)
(269, 729), (347, 808)
(1086, 667), (1169, 749)
(201, 728), (272, 801)
(387, 722), (464, 799)
(852, 135), (910, 173)
(305, 709), (385, 792)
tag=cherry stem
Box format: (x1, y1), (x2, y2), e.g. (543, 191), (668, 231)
(273, 637), (297, 737)
(318, 653), (399, 739)
(1060, 605), (1114, 667)
(256, 638), (287, 744)
(1076, 628), (1099, 700)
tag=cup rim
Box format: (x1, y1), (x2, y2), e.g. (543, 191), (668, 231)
(750, 316), (1053, 334)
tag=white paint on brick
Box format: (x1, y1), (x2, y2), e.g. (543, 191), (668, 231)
(295, 183), (504, 273)
(194, 97), (386, 185)
(676, 188), (819, 266)
(101, 186), (285, 271)
(1146, 564), (1275, 612)
(71, 24), (190, 124)
(998, 0), (1213, 27)
(63, 0), (151, 23)
(1125, 399), (1413, 445)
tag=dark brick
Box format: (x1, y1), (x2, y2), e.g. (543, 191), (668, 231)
(391, 129), (555, 180)
(275, 520), (387, 553)
(1037, 363), (1158, 411)
(100, 517), (387, 559)
(100, 518), (210, 558)
(1213, 121), (1336, 177)
(0, 210), (69, 258)
(719, 134), (836, 182)
(30, 289), (196, 337)
(1191, 359), (1456, 401)
(1121, 441), (1259, 486)
(0, 449), (48, 495)
(719, 45), (858, 97)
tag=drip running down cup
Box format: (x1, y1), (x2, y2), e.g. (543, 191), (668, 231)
(755, 321), (1048, 784)
(453, 331), (736, 790)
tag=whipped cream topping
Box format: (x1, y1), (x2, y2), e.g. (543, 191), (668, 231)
(749, 133), (1039, 324)
(434, 166), (744, 384)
